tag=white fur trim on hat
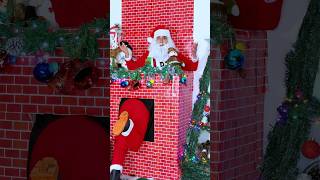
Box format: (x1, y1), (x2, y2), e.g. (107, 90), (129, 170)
(154, 29), (170, 38)
(110, 164), (123, 173)
(121, 119), (134, 137)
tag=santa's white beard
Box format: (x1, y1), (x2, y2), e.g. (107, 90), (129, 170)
(149, 43), (170, 65)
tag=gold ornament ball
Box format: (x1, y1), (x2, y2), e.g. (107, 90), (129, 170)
(201, 157), (208, 163)
(235, 42), (247, 52)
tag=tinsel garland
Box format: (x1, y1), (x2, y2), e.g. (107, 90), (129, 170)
(261, 0), (320, 179)
(0, 11), (108, 60)
(181, 14), (234, 179)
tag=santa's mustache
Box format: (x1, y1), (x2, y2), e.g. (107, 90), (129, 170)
(150, 44), (168, 56)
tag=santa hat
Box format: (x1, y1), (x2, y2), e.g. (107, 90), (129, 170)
(147, 25), (172, 43)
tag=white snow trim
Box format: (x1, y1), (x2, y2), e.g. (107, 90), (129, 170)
(121, 119), (134, 137)
(110, 164), (123, 173)
(154, 29), (170, 38)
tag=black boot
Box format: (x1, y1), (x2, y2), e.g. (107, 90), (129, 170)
(110, 169), (121, 180)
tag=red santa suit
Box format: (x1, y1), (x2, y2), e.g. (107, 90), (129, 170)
(126, 26), (199, 71)
(110, 99), (150, 178)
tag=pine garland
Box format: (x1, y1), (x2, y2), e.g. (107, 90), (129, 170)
(0, 11), (108, 60)
(211, 15), (234, 45)
(62, 24), (99, 60)
(261, 0), (320, 179)
(181, 58), (210, 180)
(110, 63), (185, 82)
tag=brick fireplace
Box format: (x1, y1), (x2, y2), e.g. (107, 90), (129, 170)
(0, 36), (108, 179)
(211, 30), (267, 179)
(120, 0), (268, 179)
(110, 72), (193, 179)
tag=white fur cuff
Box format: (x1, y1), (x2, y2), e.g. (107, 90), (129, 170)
(110, 164), (123, 173)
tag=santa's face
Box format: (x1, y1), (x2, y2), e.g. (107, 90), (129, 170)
(156, 36), (168, 46)
(169, 50), (178, 57)
(150, 42), (169, 65)
(149, 34), (176, 68)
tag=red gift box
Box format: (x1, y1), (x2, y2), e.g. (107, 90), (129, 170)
(228, 0), (283, 30)
(51, 0), (108, 28)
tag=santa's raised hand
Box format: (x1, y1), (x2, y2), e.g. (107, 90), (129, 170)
(192, 42), (199, 61)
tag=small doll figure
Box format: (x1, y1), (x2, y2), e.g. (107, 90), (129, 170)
(110, 41), (133, 70)
(165, 47), (185, 68)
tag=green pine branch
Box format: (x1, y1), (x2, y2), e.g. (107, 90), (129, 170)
(262, 0), (320, 179)
(0, 13), (108, 60)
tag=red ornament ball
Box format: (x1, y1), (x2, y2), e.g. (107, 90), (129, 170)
(301, 140), (320, 159)
(199, 122), (204, 127)
(204, 105), (210, 112)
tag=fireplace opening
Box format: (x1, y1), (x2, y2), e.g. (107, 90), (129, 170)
(120, 98), (154, 142)
(27, 114), (109, 180)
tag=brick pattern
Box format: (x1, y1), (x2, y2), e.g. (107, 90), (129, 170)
(110, 72), (193, 180)
(0, 36), (109, 179)
(122, 0), (194, 58)
(210, 30), (267, 180)
(119, 1), (195, 179)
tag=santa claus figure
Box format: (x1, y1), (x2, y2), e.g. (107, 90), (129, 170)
(125, 25), (199, 71)
(28, 0), (59, 28)
(110, 99), (150, 180)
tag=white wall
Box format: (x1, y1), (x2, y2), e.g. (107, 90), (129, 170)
(110, 0), (122, 26)
(264, 0), (310, 172)
(193, 0), (211, 105)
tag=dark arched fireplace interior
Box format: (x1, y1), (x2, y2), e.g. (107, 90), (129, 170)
(27, 114), (109, 180)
